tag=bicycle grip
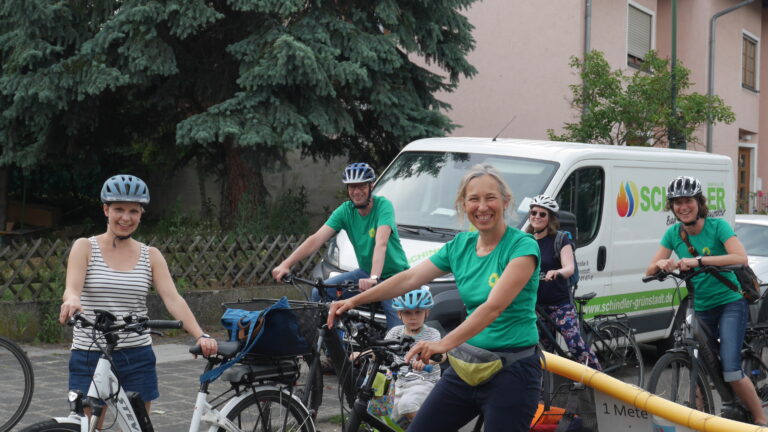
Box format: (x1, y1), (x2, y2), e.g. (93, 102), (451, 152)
(146, 320), (183, 329)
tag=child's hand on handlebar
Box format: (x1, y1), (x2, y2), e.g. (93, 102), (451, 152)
(405, 340), (448, 366)
(327, 299), (355, 328)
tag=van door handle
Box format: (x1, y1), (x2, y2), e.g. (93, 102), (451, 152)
(597, 246), (607, 271)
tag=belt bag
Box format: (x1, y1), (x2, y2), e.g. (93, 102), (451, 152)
(447, 343), (536, 386)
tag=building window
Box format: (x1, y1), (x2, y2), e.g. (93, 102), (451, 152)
(743, 34), (757, 91)
(628, 4), (653, 68)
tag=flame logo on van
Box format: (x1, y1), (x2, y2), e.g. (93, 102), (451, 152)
(616, 181), (640, 217)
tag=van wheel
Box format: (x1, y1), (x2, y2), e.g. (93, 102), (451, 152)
(655, 298), (689, 357)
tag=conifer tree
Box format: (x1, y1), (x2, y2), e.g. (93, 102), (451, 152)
(0, 0), (477, 221)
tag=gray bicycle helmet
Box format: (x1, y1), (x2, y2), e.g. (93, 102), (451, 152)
(342, 163), (376, 184)
(101, 175), (150, 204)
(392, 286), (434, 311)
(666, 176), (702, 199)
(529, 194), (559, 214)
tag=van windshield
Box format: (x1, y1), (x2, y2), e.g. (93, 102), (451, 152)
(374, 151), (558, 232)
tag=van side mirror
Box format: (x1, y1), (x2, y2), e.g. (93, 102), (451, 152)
(559, 210), (577, 244)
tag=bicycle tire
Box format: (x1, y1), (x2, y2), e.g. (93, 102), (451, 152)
(296, 354), (324, 416)
(743, 335), (768, 404)
(218, 388), (315, 432)
(0, 336), (35, 432)
(588, 321), (644, 387)
(646, 352), (716, 414)
(18, 420), (80, 431)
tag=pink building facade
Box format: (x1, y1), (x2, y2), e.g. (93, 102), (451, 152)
(440, 0), (767, 212)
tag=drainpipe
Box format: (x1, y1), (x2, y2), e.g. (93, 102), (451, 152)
(669, 0), (684, 149)
(582, 0), (592, 118)
(707, 0), (754, 153)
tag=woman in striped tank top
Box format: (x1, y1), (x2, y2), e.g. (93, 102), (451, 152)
(58, 174), (217, 420)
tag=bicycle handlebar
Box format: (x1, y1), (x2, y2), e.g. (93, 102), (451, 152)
(642, 264), (745, 283)
(283, 274), (360, 290)
(69, 311), (183, 334)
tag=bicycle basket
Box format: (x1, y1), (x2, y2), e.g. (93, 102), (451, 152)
(221, 298), (324, 361)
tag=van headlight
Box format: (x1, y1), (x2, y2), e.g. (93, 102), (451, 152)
(325, 238), (340, 268)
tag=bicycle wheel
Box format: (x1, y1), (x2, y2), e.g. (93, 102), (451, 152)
(589, 321), (644, 387)
(219, 388), (315, 432)
(18, 419), (80, 431)
(646, 352), (716, 414)
(296, 354), (324, 416)
(743, 336), (768, 404)
(0, 336), (34, 432)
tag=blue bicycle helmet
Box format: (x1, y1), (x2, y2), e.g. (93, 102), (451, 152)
(392, 286), (434, 311)
(342, 163), (376, 184)
(100, 174), (150, 205)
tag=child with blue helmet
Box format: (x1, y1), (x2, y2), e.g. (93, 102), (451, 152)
(386, 286), (442, 428)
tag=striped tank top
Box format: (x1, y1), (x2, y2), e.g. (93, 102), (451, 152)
(71, 237), (154, 351)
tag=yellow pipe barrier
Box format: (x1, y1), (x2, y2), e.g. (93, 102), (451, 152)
(542, 352), (768, 432)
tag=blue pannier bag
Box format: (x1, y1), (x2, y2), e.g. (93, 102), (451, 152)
(200, 296), (310, 383)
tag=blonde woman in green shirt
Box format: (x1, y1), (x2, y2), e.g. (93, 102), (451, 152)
(329, 164), (541, 432)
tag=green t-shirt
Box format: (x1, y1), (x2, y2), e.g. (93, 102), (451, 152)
(661, 218), (742, 311)
(429, 226), (540, 350)
(325, 195), (409, 278)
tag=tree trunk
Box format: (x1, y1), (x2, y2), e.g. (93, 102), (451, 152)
(0, 167), (7, 231)
(195, 159), (211, 222)
(219, 144), (267, 228)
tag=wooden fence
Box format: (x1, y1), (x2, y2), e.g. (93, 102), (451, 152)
(0, 234), (325, 302)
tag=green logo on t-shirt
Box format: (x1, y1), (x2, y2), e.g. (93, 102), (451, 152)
(488, 273), (499, 288)
(368, 228), (375, 238)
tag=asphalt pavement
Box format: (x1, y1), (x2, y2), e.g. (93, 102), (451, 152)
(11, 334), (346, 432)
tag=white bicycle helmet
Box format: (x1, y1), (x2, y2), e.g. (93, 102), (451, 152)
(342, 163), (376, 184)
(392, 286), (434, 311)
(666, 176), (702, 199)
(100, 175), (150, 204)
(529, 194), (559, 214)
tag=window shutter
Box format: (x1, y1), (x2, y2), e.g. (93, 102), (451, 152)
(628, 6), (652, 59)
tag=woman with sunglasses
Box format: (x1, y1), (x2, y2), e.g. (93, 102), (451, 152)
(645, 176), (765, 426)
(525, 195), (600, 369)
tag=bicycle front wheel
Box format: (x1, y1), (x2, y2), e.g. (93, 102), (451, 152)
(589, 321), (644, 387)
(18, 419), (80, 431)
(743, 336), (768, 404)
(646, 352), (715, 414)
(0, 336), (34, 431)
(220, 388), (315, 432)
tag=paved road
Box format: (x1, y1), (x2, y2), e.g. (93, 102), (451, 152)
(10, 339), (346, 432)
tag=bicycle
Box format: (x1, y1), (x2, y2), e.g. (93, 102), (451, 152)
(536, 285), (644, 387)
(281, 274), (386, 418)
(21, 309), (315, 432)
(0, 335), (34, 432)
(335, 310), (441, 432)
(643, 264), (768, 423)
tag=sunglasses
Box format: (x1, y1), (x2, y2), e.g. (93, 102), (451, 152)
(530, 210), (549, 218)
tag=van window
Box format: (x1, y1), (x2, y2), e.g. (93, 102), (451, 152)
(556, 167), (604, 247)
(375, 151), (558, 231)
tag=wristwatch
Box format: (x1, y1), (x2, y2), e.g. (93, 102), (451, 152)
(197, 333), (211, 341)
(369, 275), (379, 282)
(695, 256), (703, 267)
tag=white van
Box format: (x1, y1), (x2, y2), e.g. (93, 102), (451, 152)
(313, 137), (735, 346)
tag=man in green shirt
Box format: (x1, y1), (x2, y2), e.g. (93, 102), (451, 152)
(272, 163), (409, 328)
